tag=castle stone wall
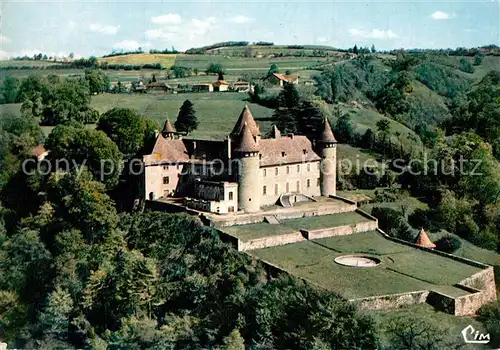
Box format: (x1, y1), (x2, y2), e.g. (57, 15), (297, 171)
(352, 291), (430, 311)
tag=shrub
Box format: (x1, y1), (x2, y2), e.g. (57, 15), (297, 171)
(478, 301), (500, 348)
(435, 235), (461, 253)
(371, 207), (414, 241)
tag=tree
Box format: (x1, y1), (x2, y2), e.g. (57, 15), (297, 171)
(278, 82), (300, 109)
(376, 119), (391, 147)
(458, 57), (474, 73)
(175, 100), (198, 133)
(38, 287), (74, 341)
(97, 108), (158, 156)
(0, 75), (20, 104)
(205, 63), (223, 75)
(334, 113), (355, 143)
(371, 44), (376, 53)
(45, 123), (123, 189)
(222, 329), (245, 350)
(151, 74), (157, 83)
(473, 54), (484, 66)
(353, 44), (358, 54)
(84, 69), (109, 94)
(44, 168), (119, 243)
(435, 235), (461, 253)
(267, 63), (279, 78)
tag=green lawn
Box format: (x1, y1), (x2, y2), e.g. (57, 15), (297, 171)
(251, 230), (482, 299)
(90, 92), (274, 140)
(223, 211), (370, 241)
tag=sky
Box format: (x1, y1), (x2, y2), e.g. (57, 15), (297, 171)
(0, 0), (499, 58)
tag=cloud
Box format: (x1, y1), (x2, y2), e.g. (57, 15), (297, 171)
(67, 21), (77, 31)
(430, 11), (453, 20)
(89, 23), (120, 35)
(113, 40), (141, 51)
(348, 28), (398, 39)
(316, 36), (330, 43)
(151, 13), (182, 25)
(146, 16), (217, 44)
(0, 35), (11, 43)
(228, 15), (253, 24)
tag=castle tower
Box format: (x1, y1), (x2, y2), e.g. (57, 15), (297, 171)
(162, 119), (178, 139)
(234, 122), (260, 213)
(231, 105), (261, 140)
(318, 118), (337, 197)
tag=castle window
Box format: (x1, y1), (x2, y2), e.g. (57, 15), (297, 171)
(177, 165), (180, 170)
(286, 166), (290, 174)
(297, 164), (300, 172)
(228, 206), (234, 213)
(307, 179), (311, 188)
(303, 149), (307, 154)
(275, 167), (279, 176)
(317, 178), (320, 186)
(275, 184), (279, 195)
(282, 151), (286, 157)
(263, 169), (267, 177)
(163, 176), (170, 185)
(296, 180), (300, 192)
(259, 154), (262, 160)
(263, 186), (267, 195)
(307, 163), (311, 172)
(228, 191), (234, 201)
(163, 165), (169, 170)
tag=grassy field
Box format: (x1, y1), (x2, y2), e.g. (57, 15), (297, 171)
(251, 230), (482, 299)
(98, 53), (177, 67)
(339, 106), (423, 151)
(223, 211), (369, 241)
(90, 92), (275, 139)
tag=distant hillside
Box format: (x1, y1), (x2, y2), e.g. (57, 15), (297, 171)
(98, 53), (177, 67)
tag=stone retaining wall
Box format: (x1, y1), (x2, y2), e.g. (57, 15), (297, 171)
(240, 232), (306, 251)
(454, 267), (497, 316)
(351, 290), (430, 311)
(304, 220), (378, 240)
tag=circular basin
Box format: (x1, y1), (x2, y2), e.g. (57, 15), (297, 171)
(334, 255), (381, 267)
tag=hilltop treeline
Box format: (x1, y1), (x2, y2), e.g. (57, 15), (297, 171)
(185, 41), (250, 54)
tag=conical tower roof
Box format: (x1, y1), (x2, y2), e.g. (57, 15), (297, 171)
(415, 228), (436, 248)
(231, 105), (260, 138)
(234, 122), (258, 153)
(272, 124), (281, 139)
(320, 118), (337, 143)
(163, 119), (176, 133)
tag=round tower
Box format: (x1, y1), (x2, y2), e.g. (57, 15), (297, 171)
(234, 122), (260, 213)
(319, 118), (337, 197)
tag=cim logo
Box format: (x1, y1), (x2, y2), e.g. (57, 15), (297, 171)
(461, 325), (490, 344)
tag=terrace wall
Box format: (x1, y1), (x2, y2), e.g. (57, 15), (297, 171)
(239, 232), (306, 251)
(304, 220), (378, 240)
(454, 267), (497, 316)
(351, 291), (430, 311)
